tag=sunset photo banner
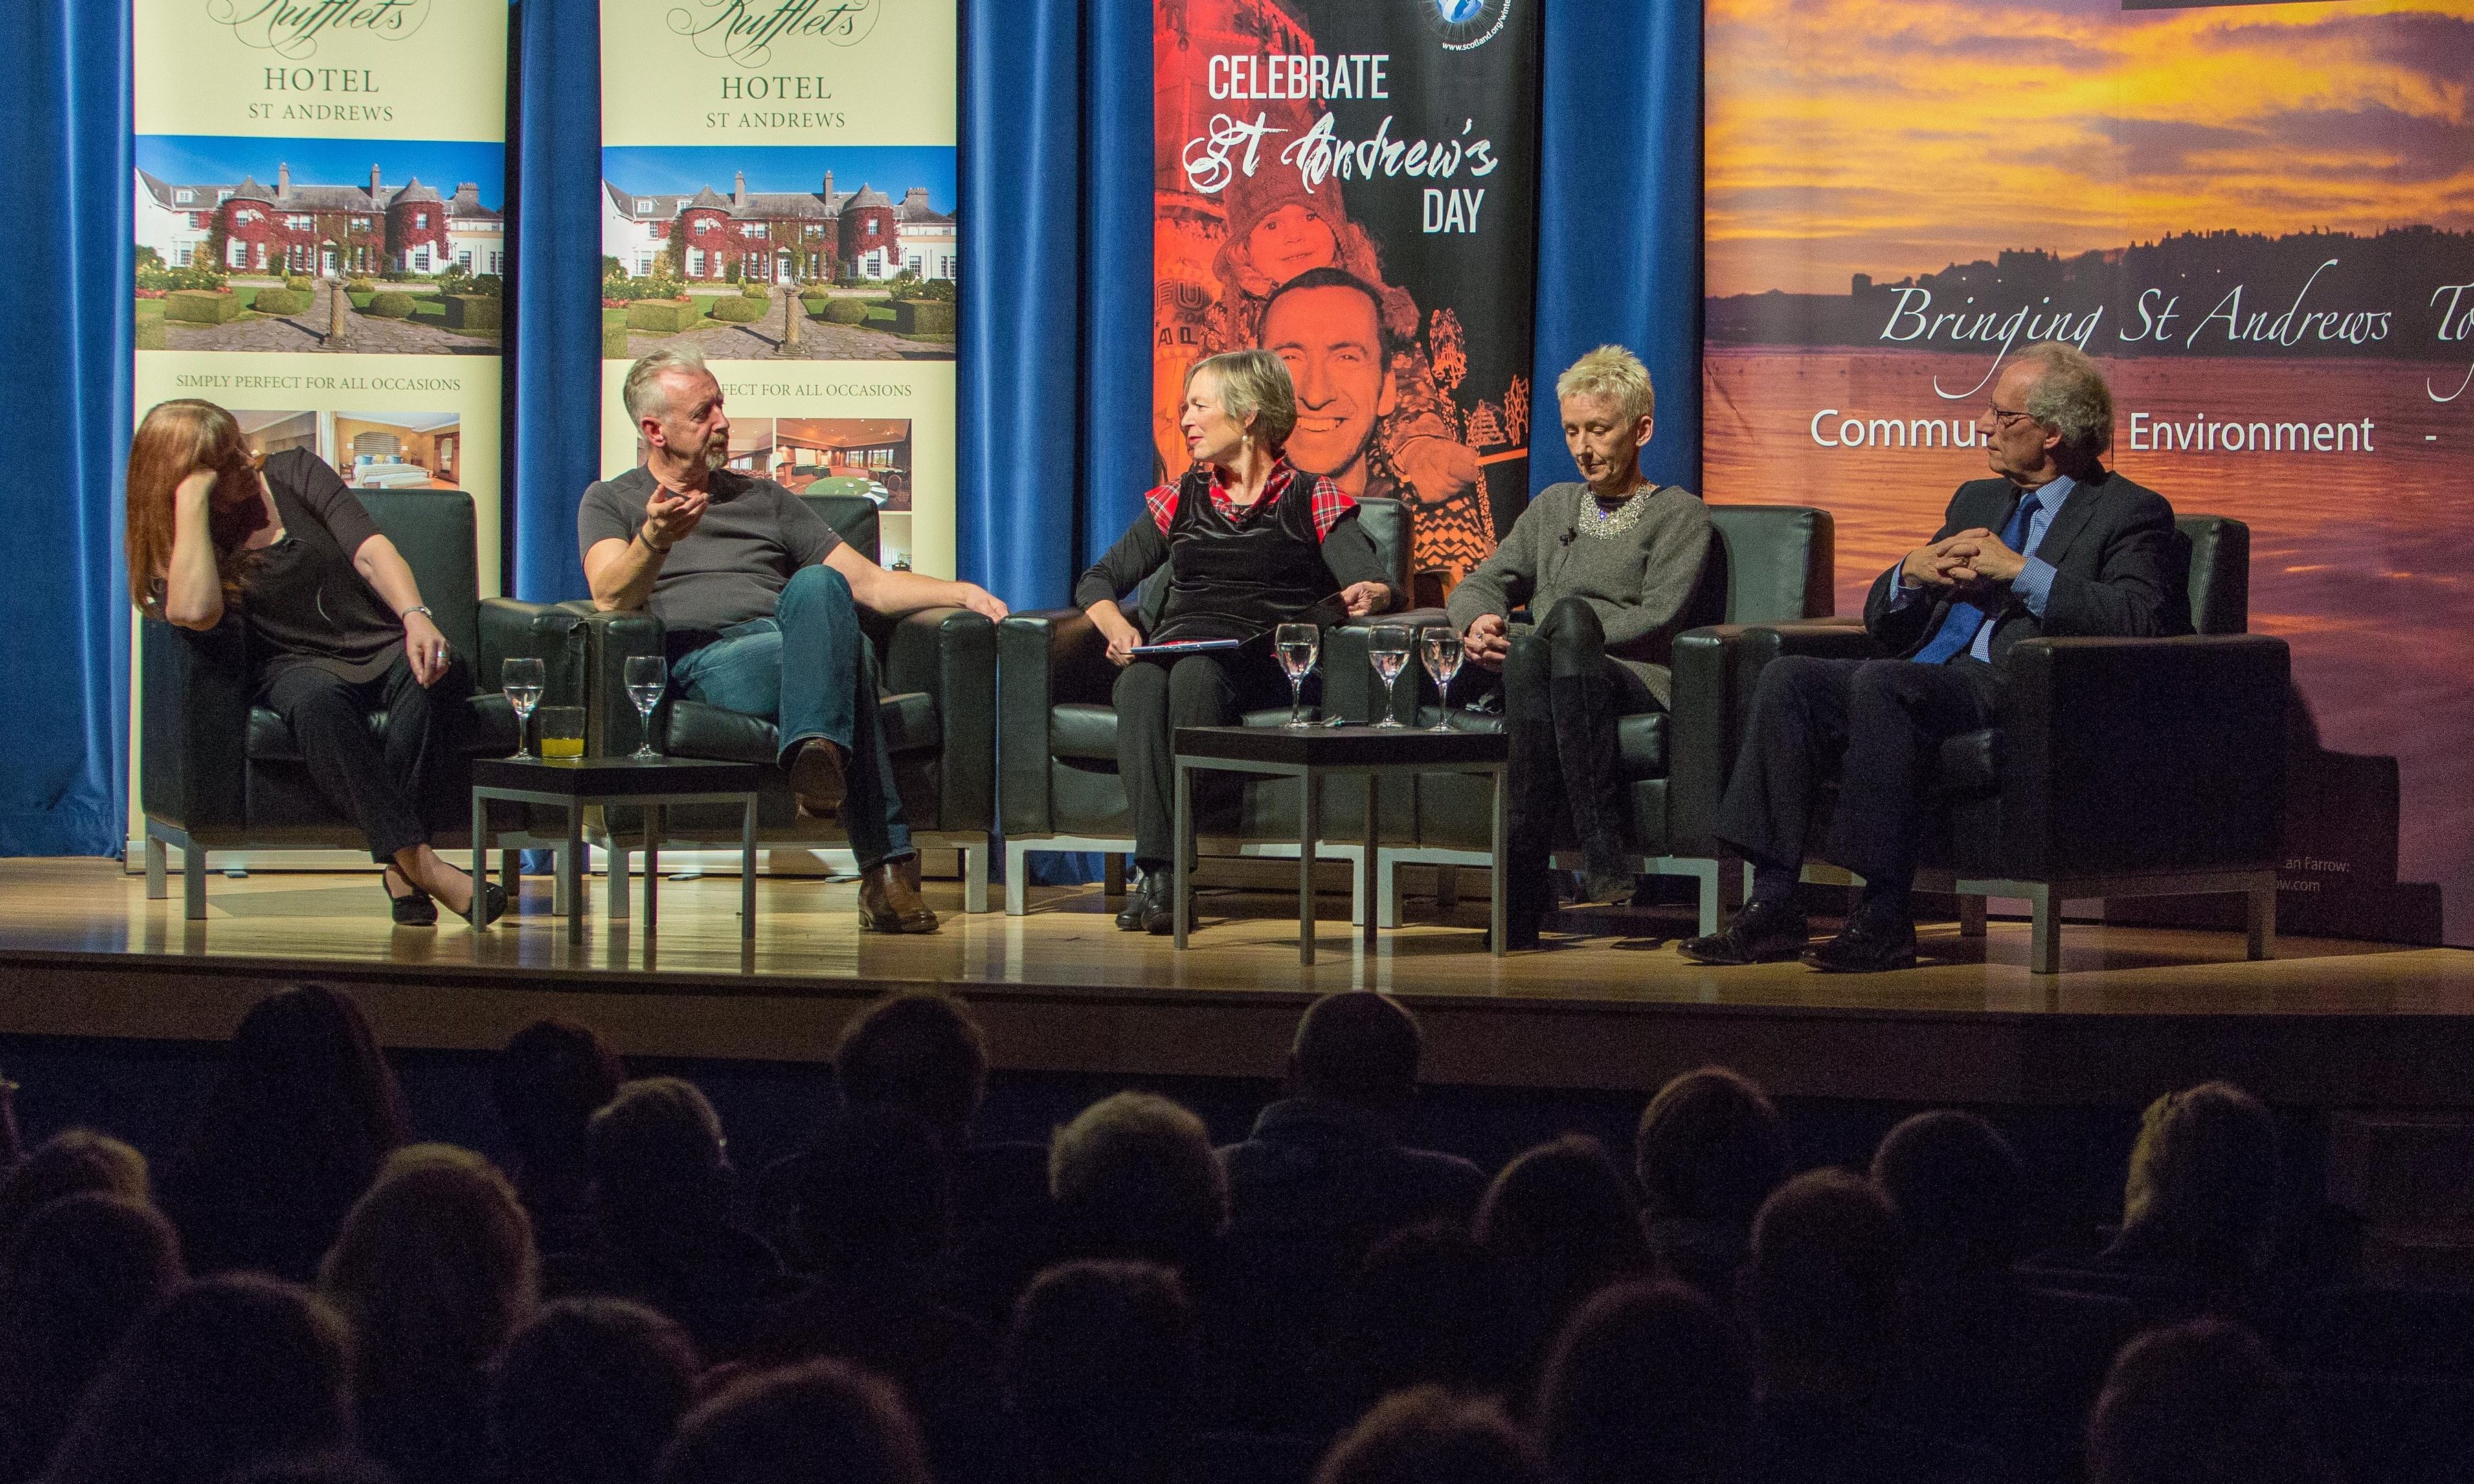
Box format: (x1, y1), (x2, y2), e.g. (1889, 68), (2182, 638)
(1154, 0), (1540, 604)
(1703, 0), (2474, 945)
(598, 0), (959, 576)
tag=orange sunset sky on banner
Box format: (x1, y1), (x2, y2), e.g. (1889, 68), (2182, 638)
(1705, 0), (2474, 296)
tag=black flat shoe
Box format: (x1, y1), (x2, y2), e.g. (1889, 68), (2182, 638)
(382, 873), (437, 927)
(1801, 914), (1918, 973)
(1679, 896), (1810, 966)
(451, 879), (509, 927)
(1117, 868), (1176, 933)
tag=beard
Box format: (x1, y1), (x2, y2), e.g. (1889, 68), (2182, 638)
(704, 438), (729, 473)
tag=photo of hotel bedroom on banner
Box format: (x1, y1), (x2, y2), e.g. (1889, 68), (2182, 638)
(1708, 238), (2474, 455)
(1158, 0), (1540, 607)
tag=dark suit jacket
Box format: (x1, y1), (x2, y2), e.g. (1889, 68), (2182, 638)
(1862, 471), (2192, 667)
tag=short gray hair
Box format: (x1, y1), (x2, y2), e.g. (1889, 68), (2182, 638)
(622, 345), (712, 425)
(2018, 341), (2113, 464)
(1554, 344), (1655, 427)
(1187, 350), (1298, 451)
(1048, 1090), (1228, 1249)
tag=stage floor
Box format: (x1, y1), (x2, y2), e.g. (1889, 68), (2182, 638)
(3, 859), (2472, 1108)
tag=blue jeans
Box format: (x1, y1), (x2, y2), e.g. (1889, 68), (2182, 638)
(669, 564), (912, 871)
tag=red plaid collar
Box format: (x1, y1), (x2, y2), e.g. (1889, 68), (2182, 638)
(1144, 459), (1354, 541)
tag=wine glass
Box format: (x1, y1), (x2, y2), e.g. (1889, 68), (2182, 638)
(624, 655), (667, 760)
(1274, 622), (1319, 728)
(1419, 628), (1464, 732)
(1369, 625), (1413, 728)
(500, 657), (545, 761)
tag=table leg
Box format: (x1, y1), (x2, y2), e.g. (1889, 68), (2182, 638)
(1173, 760), (1192, 949)
(1298, 770), (1317, 967)
(1360, 774), (1380, 957)
(471, 791), (488, 930)
(644, 805), (660, 935)
(1489, 765), (1508, 957)
(740, 797), (757, 943)
(565, 803), (585, 946)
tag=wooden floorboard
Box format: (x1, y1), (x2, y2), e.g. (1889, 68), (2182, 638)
(4, 859), (2471, 1108)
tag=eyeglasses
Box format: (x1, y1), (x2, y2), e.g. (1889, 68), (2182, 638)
(1983, 403), (2034, 428)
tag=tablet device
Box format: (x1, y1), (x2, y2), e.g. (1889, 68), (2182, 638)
(1127, 638), (1245, 657)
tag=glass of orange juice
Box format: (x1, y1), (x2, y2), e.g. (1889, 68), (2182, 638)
(537, 706), (585, 759)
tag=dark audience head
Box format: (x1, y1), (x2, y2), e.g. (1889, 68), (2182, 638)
(220, 1459), (397, 1484)
(1331, 1224), (1527, 1409)
(1048, 1091), (1227, 1270)
(0, 1193), (185, 1481)
(1004, 1261), (1201, 1484)
(2117, 1081), (2280, 1276)
(1536, 1280), (1753, 1484)
(2087, 1318), (2332, 1484)
(655, 1358), (928, 1484)
(1869, 1110), (2027, 1276)
(1634, 1068), (1790, 1230)
(1744, 1169), (1902, 1404)
(490, 1298), (700, 1484)
(1289, 991), (1423, 1110)
(319, 1144), (538, 1401)
(493, 1018), (625, 1186)
(794, 1106), (952, 1274)
(833, 990), (989, 1140)
(1477, 1135), (1655, 1334)
(1314, 1387), (1543, 1484)
(41, 1272), (355, 1484)
(164, 984), (409, 1273)
(590, 1077), (732, 1235)
(0, 1126), (149, 1250)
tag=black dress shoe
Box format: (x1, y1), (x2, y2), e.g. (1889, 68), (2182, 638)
(1116, 868), (1176, 933)
(1801, 913), (1919, 973)
(1679, 895), (1810, 965)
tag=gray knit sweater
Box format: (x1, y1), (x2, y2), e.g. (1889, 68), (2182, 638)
(1443, 482), (1713, 706)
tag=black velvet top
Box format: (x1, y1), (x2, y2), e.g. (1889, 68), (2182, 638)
(241, 448), (403, 688)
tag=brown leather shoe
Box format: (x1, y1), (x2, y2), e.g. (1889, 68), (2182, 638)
(787, 738), (847, 817)
(859, 855), (938, 933)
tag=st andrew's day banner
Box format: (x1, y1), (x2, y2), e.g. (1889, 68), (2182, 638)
(1155, 0), (1540, 605)
(1704, 0), (2474, 946)
(599, 0), (959, 577)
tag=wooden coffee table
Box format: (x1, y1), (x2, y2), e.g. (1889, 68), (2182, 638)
(1172, 725), (1510, 963)
(471, 756), (762, 943)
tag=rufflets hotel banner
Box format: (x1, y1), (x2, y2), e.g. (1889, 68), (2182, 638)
(599, 0), (960, 576)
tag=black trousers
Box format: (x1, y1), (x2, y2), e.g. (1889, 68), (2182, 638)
(262, 653), (469, 864)
(1497, 598), (1658, 848)
(1714, 654), (2005, 893)
(1114, 644), (1291, 868)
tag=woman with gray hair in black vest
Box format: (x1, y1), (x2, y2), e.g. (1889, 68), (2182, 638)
(1077, 350), (1399, 934)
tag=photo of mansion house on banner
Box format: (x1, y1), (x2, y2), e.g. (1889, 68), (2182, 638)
(602, 170), (956, 285)
(136, 162), (504, 279)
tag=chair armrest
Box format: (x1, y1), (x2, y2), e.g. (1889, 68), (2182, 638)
(997, 609), (1106, 836)
(478, 598), (591, 691)
(577, 607), (666, 756)
(877, 606), (997, 833)
(139, 614), (251, 834)
(1988, 633), (2290, 879)
(1667, 620), (1880, 854)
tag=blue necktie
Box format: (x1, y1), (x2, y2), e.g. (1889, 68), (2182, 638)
(1912, 491), (2038, 665)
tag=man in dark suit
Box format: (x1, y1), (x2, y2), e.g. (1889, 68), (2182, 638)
(1683, 342), (2190, 972)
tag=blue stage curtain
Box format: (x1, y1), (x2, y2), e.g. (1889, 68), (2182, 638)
(1529, 0), (1703, 496)
(0, 8), (133, 855)
(956, 0), (1154, 610)
(507, 0), (603, 603)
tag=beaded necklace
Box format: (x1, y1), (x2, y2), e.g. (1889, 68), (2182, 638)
(1572, 483), (1660, 540)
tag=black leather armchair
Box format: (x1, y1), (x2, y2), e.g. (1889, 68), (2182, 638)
(139, 489), (574, 918)
(996, 497), (1417, 916)
(1685, 515), (2284, 972)
(1377, 505), (1837, 936)
(577, 493), (996, 913)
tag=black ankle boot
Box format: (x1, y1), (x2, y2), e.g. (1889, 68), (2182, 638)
(1551, 673), (1632, 903)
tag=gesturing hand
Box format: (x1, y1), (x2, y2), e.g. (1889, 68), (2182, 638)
(642, 486), (709, 552)
(1463, 612), (1510, 671)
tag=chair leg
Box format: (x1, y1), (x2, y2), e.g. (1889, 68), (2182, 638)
(145, 834), (168, 899)
(1102, 853), (1126, 900)
(2247, 885), (2278, 961)
(1959, 895), (1988, 938)
(2026, 885), (2060, 974)
(183, 846), (207, 921)
(1375, 853), (1403, 930)
(1683, 859), (1720, 939)
(1004, 840), (1030, 916)
(963, 843), (989, 914)
(605, 846), (629, 921)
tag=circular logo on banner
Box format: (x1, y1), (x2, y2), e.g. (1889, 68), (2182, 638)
(1424, 0), (1512, 52)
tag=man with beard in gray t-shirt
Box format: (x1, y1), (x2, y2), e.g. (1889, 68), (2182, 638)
(580, 346), (1007, 933)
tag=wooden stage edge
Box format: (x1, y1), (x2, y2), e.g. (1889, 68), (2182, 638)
(3, 860), (2473, 1110)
